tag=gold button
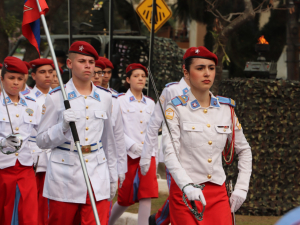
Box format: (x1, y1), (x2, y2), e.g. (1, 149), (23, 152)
(141, 141), (144, 144)
(3, 118), (5, 121)
(62, 159), (64, 162)
(140, 121), (143, 123)
(140, 110), (142, 113)
(84, 96), (87, 99)
(223, 129), (226, 132)
(207, 124), (210, 128)
(85, 138), (88, 141)
(86, 127), (89, 131)
(138, 100), (141, 103)
(86, 106), (89, 109)
(15, 127), (19, 131)
(16, 114), (19, 117)
(85, 159), (88, 162)
(192, 127), (195, 130)
(207, 175), (212, 179)
(102, 115), (103, 117)
(14, 103), (18, 106)
(103, 158), (105, 160)
(203, 109), (208, 113)
(86, 116), (89, 120)
(140, 131), (143, 134)
(208, 158), (212, 163)
(208, 141), (212, 145)
(15, 153), (19, 156)
(30, 120), (32, 122)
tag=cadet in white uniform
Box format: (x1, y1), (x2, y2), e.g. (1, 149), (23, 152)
(162, 47), (252, 225)
(36, 41), (118, 225)
(109, 63), (158, 225)
(0, 56), (40, 225)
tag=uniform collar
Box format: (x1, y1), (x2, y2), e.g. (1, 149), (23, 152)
(125, 89), (147, 104)
(179, 78), (190, 95)
(188, 91), (220, 110)
(33, 86), (51, 98)
(66, 78), (100, 102)
(2, 91), (27, 107)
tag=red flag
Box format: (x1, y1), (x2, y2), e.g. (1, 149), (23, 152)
(22, 0), (49, 57)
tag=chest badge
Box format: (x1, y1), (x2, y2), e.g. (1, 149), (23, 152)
(26, 108), (34, 116)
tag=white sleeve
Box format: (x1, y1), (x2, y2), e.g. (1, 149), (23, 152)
(36, 95), (71, 149)
(162, 103), (193, 190)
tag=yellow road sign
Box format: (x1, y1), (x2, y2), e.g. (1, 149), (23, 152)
(136, 0), (172, 33)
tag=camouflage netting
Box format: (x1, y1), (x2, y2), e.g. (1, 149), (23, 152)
(113, 37), (184, 97)
(220, 78), (300, 216)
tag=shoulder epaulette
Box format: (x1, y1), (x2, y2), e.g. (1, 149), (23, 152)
(110, 88), (119, 94)
(96, 85), (112, 93)
(117, 93), (125, 98)
(25, 96), (36, 102)
(112, 94), (118, 99)
(21, 89), (30, 95)
(49, 86), (62, 95)
(145, 95), (154, 101)
(171, 95), (189, 106)
(216, 96), (236, 107)
(165, 82), (179, 87)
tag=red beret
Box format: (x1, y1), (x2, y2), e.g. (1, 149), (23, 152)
(99, 57), (114, 69)
(24, 61), (31, 70)
(126, 63), (148, 76)
(0, 63), (2, 69)
(183, 46), (218, 65)
(3, 57), (28, 74)
(69, 41), (99, 60)
(95, 58), (106, 70)
(51, 63), (63, 74)
(30, 58), (53, 69)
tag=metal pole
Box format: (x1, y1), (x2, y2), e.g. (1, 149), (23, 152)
(147, 0), (156, 96)
(35, 1), (101, 224)
(68, 0), (73, 80)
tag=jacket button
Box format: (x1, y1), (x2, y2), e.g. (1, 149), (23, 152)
(208, 141), (212, 145)
(62, 159), (64, 162)
(208, 158), (212, 163)
(86, 106), (89, 109)
(3, 118), (5, 121)
(14, 103), (18, 106)
(84, 96), (87, 99)
(140, 110), (142, 113)
(85, 159), (88, 162)
(207, 174), (211, 179)
(16, 114), (19, 117)
(86, 127), (89, 131)
(140, 121), (143, 123)
(15, 127), (19, 131)
(203, 109), (208, 113)
(141, 141), (144, 144)
(207, 124), (210, 128)
(30, 120), (32, 122)
(192, 127), (195, 130)
(15, 153), (19, 156)
(140, 131), (143, 134)
(103, 158), (105, 160)
(86, 116), (89, 120)
(85, 138), (88, 141)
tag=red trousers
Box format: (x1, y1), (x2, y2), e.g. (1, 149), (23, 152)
(48, 192), (109, 225)
(0, 160), (38, 225)
(36, 172), (48, 225)
(169, 177), (232, 225)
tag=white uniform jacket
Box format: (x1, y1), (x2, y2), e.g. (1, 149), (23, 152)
(162, 91), (252, 192)
(111, 94), (127, 174)
(0, 92), (40, 169)
(118, 89), (157, 159)
(26, 86), (51, 173)
(141, 78), (190, 162)
(36, 79), (117, 203)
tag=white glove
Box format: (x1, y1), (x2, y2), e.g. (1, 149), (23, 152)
(119, 174), (125, 188)
(129, 143), (143, 156)
(62, 109), (78, 132)
(230, 189), (247, 212)
(140, 158), (151, 176)
(183, 185), (206, 206)
(1, 134), (22, 148)
(108, 182), (117, 201)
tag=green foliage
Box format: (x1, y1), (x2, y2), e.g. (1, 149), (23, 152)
(0, 14), (21, 37)
(220, 78), (300, 216)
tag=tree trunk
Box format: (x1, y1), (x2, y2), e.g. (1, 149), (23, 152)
(0, 0), (9, 62)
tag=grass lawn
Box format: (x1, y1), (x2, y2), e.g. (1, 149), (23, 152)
(113, 193), (281, 225)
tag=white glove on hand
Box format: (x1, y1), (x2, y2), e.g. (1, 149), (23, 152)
(129, 143), (143, 156)
(119, 174), (125, 188)
(1, 134), (22, 148)
(139, 158), (151, 176)
(230, 189), (247, 212)
(62, 109), (78, 132)
(183, 185), (206, 206)
(108, 182), (117, 201)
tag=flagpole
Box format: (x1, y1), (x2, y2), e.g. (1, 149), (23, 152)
(35, 1), (101, 224)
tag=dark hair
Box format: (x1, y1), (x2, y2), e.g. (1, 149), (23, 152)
(1, 66), (7, 78)
(184, 57), (194, 72)
(124, 71), (133, 88)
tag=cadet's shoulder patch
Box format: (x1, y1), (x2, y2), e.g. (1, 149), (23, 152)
(96, 85), (112, 93)
(165, 82), (179, 87)
(49, 86), (62, 95)
(145, 95), (154, 101)
(216, 95), (236, 107)
(165, 108), (174, 120)
(21, 89), (30, 95)
(171, 95), (189, 106)
(25, 96), (36, 102)
(117, 93), (125, 98)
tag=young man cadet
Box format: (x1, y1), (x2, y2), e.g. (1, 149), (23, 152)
(0, 56), (40, 225)
(25, 58), (54, 225)
(21, 61), (32, 93)
(98, 56), (119, 95)
(36, 41), (118, 225)
(140, 62), (191, 225)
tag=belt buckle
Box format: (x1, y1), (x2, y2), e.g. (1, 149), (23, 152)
(81, 145), (91, 154)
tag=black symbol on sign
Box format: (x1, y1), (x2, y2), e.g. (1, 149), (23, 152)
(142, 4), (166, 24)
